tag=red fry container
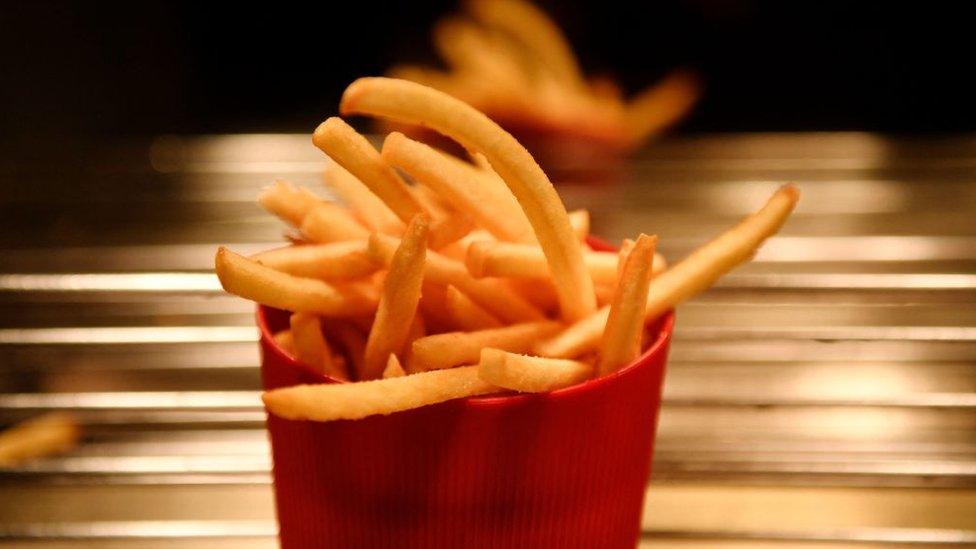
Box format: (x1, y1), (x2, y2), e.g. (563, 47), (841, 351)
(257, 240), (675, 548)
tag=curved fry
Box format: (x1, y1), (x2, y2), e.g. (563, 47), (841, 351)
(341, 77), (596, 321)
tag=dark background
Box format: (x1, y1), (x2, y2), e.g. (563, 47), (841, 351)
(2, 1), (973, 140)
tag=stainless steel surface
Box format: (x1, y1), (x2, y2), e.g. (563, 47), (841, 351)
(1, 132), (974, 545)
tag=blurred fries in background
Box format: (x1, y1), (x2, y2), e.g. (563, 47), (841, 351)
(384, 0), (701, 156)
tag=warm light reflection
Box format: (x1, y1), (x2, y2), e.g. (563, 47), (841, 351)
(150, 134), (325, 174)
(702, 179), (909, 215)
(0, 326), (256, 345)
(755, 236), (976, 262)
(0, 273), (221, 292)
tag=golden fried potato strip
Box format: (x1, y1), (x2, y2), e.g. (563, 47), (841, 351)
(478, 348), (592, 393)
(0, 413), (80, 467)
(262, 366), (496, 421)
(381, 132), (534, 242)
(322, 161), (404, 235)
(250, 242), (376, 281)
(215, 247), (375, 316)
(598, 234), (657, 376)
(368, 232), (544, 324)
(257, 180), (322, 227)
(290, 312), (349, 381)
(411, 321), (562, 371)
(444, 284), (504, 331)
(363, 215), (428, 380)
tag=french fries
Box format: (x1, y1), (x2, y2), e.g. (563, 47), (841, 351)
(341, 77), (597, 321)
(410, 321), (561, 371)
(263, 366), (496, 421)
(273, 330), (295, 355)
(329, 322), (368, 380)
(363, 215), (428, 380)
(478, 348), (592, 393)
(216, 247), (375, 316)
(444, 285), (504, 331)
(598, 234), (657, 376)
(625, 70), (702, 143)
(300, 202), (371, 243)
(536, 185), (801, 358)
(466, 0), (585, 88)
(0, 413), (80, 467)
(465, 241), (666, 285)
(384, 0), (700, 150)
(323, 162), (404, 235)
(383, 354), (406, 378)
(250, 242), (377, 281)
(290, 313), (348, 380)
(381, 132), (534, 243)
(568, 209), (590, 241)
(617, 238), (636, 280)
(367, 232), (545, 324)
(213, 77), (798, 423)
(257, 180), (322, 227)
(313, 117), (425, 225)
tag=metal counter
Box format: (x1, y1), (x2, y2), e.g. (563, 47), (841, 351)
(1, 133), (974, 546)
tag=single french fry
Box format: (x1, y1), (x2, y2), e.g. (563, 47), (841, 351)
(215, 247), (375, 316)
(363, 215), (429, 380)
(312, 117), (426, 225)
(257, 180), (322, 227)
(598, 234), (657, 376)
(383, 354), (407, 378)
(429, 210), (476, 250)
(381, 132), (535, 242)
(444, 284), (504, 331)
(617, 238), (636, 280)
(440, 229), (495, 261)
(568, 209), (589, 241)
(368, 233), (545, 324)
(300, 201), (371, 243)
(0, 412), (80, 467)
(328, 322), (368, 381)
(418, 282), (455, 333)
(625, 70), (702, 145)
(536, 186), (800, 358)
(413, 183), (451, 218)
(273, 329), (295, 355)
(411, 320), (562, 371)
(594, 283), (616, 306)
(466, 241), (666, 285)
(263, 365), (496, 421)
(250, 242), (377, 281)
(478, 348), (592, 393)
(340, 77), (597, 322)
(290, 313), (349, 381)
(505, 278), (559, 313)
(323, 161), (404, 234)
(466, 0), (585, 88)
(404, 313), (427, 357)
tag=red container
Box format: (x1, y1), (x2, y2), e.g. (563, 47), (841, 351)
(258, 237), (675, 548)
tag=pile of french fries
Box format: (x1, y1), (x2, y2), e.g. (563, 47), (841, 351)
(215, 77), (799, 422)
(386, 0), (701, 150)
